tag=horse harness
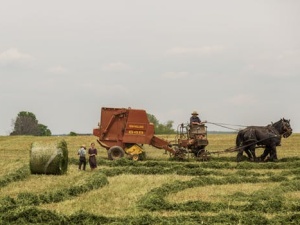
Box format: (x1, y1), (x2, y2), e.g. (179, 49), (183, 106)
(235, 125), (283, 155)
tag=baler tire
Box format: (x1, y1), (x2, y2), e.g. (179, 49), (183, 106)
(108, 146), (125, 160)
(132, 154), (139, 161)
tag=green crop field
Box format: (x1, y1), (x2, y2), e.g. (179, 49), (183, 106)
(0, 133), (300, 224)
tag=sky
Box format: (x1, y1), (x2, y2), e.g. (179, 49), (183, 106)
(0, 0), (299, 135)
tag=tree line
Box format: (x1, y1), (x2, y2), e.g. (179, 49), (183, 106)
(10, 111), (51, 136)
(9, 111), (175, 136)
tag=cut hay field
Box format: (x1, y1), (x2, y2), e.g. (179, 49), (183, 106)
(1, 133), (300, 225)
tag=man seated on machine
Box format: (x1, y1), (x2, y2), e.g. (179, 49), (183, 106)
(189, 111), (207, 139)
(190, 111), (207, 125)
(190, 111), (202, 125)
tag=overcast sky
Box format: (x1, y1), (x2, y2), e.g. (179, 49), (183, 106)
(1, 0), (299, 135)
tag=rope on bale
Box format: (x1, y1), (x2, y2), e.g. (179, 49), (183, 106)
(30, 140), (68, 175)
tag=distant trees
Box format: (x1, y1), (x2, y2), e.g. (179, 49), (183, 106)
(10, 111), (52, 136)
(69, 131), (77, 136)
(147, 113), (175, 134)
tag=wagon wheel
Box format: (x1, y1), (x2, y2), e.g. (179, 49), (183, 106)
(196, 149), (210, 161)
(108, 146), (125, 160)
(174, 147), (187, 160)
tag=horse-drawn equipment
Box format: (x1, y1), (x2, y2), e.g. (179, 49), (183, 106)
(92, 107), (210, 161)
(172, 123), (210, 161)
(93, 107), (292, 162)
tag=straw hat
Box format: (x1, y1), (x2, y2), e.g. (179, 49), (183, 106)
(81, 144), (86, 148)
(191, 111), (198, 115)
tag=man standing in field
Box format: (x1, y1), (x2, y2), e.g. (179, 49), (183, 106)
(78, 144), (87, 170)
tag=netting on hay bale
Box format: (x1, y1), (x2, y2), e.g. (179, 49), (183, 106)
(30, 140), (68, 175)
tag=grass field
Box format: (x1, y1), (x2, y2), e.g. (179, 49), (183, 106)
(0, 133), (300, 224)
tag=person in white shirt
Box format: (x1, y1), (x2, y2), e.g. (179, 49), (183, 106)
(78, 144), (87, 170)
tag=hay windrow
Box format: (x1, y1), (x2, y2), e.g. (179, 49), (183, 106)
(0, 165), (30, 188)
(2, 208), (300, 225)
(30, 140), (68, 175)
(13, 172), (109, 206)
(138, 175), (295, 213)
(68, 156), (300, 170)
(1, 206), (68, 225)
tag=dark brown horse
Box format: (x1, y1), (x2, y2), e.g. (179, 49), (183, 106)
(236, 118), (292, 162)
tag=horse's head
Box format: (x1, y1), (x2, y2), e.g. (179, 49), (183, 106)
(281, 118), (292, 138)
(271, 118), (292, 138)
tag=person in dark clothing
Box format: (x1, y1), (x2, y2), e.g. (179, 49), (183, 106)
(88, 142), (98, 171)
(78, 145), (87, 170)
(190, 111), (201, 125)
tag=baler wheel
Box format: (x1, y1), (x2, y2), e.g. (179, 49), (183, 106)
(108, 146), (125, 160)
(132, 154), (139, 161)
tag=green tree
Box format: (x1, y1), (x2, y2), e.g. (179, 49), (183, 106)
(147, 114), (159, 130)
(38, 124), (52, 136)
(10, 111), (52, 136)
(69, 131), (77, 136)
(156, 120), (176, 134)
(147, 113), (175, 134)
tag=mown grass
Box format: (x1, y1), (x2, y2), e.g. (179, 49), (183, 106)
(0, 133), (299, 224)
(40, 174), (193, 217)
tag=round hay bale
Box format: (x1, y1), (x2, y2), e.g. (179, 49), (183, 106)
(30, 140), (68, 175)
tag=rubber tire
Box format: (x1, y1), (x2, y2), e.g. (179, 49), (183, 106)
(108, 146), (125, 160)
(132, 154), (139, 161)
